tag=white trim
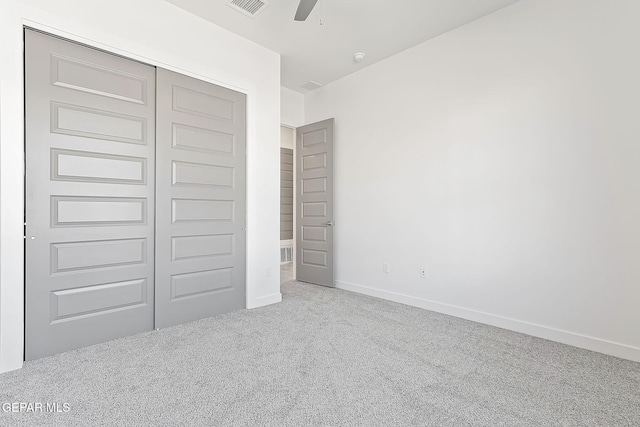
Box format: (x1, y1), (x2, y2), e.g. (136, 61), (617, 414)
(0, 9), (27, 374)
(250, 292), (282, 308)
(335, 280), (640, 363)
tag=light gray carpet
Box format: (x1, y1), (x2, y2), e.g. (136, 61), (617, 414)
(1, 281), (639, 426)
(281, 262), (294, 283)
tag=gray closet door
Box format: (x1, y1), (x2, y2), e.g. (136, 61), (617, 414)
(155, 69), (246, 328)
(296, 119), (334, 287)
(25, 30), (156, 360)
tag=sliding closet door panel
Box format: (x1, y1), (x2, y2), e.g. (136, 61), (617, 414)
(155, 69), (246, 328)
(25, 30), (156, 360)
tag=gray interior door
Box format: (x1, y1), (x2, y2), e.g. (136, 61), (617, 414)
(155, 69), (246, 328)
(296, 119), (334, 287)
(25, 30), (156, 360)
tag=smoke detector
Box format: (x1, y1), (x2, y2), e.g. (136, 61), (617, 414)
(227, 0), (270, 18)
(353, 52), (365, 63)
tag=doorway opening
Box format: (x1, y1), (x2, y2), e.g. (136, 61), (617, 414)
(280, 119), (335, 287)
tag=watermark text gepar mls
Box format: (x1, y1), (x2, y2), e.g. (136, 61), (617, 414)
(2, 402), (70, 413)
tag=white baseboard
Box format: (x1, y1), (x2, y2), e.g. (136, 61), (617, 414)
(249, 292), (282, 309)
(335, 280), (640, 363)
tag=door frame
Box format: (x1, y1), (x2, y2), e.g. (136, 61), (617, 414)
(2, 20), (262, 371)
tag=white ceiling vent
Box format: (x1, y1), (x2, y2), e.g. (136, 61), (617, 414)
(227, 0), (270, 18)
(302, 81), (323, 91)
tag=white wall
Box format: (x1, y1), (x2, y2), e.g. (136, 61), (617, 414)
(280, 126), (295, 150)
(305, 0), (640, 361)
(0, 0), (281, 373)
(281, 87), (305, 128)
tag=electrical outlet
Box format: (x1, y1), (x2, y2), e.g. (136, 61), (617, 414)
(383, 263), (390, 273)
(420, 268), (427, 279)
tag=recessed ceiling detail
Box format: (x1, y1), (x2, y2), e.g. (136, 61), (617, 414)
(227, 0), (270, 18)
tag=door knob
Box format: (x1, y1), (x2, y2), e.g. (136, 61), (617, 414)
(323, 221), (335, 226)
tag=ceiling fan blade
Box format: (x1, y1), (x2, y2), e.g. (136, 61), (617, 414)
(294, 0), (319, 21)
